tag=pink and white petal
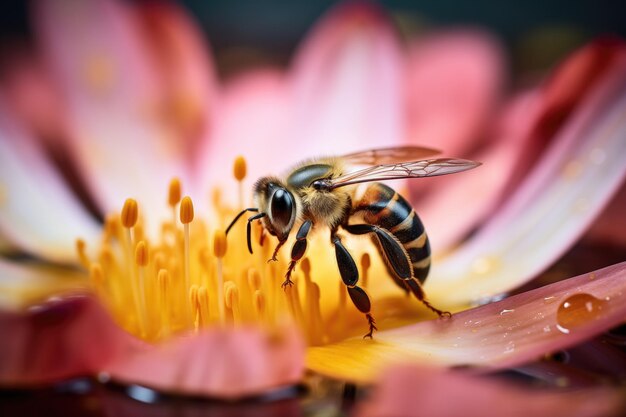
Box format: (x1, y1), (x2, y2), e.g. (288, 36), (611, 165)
(306, 262), (626, 382)
(198, 69), (291, 204)
(357, 365), (623, 417)
(418, 91), (543, 252)
(107, 326), (305, 399)
(585, 180), (626, 247)
(0, 258), (87, 310)
(33, 0), (191, 228)
(426, 49), (626, 306)
(0, 106), (101, 263)
(0, 293), (134, 386)
(405, 29), (505, 155)
(289, 2), (404, 157)
(134, 1), (217, 166)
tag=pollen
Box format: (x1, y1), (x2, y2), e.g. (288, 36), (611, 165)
(80, 170), (388, 345)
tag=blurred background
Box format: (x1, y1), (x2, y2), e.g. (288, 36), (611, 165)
(1, 0), (626, 80)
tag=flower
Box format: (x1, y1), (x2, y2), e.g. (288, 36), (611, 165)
(0, 0), (625, 411)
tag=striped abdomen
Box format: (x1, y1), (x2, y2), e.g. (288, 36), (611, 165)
(352, 183), (431, 283)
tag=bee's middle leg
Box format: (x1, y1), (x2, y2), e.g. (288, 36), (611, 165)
(281, 220), (313, 288)
(332, 233), (377, 338)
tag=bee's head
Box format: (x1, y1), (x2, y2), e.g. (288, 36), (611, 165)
(254, 177), (296, 242)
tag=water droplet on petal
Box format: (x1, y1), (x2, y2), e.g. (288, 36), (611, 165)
(556, 293), (608, 334)
(499, 309), (514, 316)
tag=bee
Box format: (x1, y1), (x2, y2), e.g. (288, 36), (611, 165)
(226, 146), (480, 338)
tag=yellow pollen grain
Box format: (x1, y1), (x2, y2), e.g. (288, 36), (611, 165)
(135, 241), (149, 266)
(168, 178), (182, 207)
(179, 196), (194, 224)
(121, 199), (138, 228)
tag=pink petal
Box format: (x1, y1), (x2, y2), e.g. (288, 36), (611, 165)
(357, 365), (622, 417)
(405, 29), (505, 155)
(418, 91), (543, 251)
(197, 69), (292, 202)
(585, 180), (626, 247)
(0, 293), (132, 385)
(306, 262), (626, 380)
(0, 105), (101, 262)
(0, 289), (305, 398)
(289, 2), (404, 156)
(414, 40), (626, 252)
(133, 1), (217, 166)
(32, 0), (206, 225)
(427, 43), (626, 305)
(106, 326), (305, 399)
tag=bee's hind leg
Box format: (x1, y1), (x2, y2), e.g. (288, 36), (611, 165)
(343, 224), (450, 319)
(332, 233), (377, 339)
(281, 220), (313, 288)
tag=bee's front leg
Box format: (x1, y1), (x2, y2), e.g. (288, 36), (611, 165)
(268, 239), (286, 263)
(281, 220), (313, 288)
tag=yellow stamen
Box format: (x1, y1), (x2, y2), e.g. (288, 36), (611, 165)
(157, 269), (170, 335)
(253, 290), (266, 322)
(121, 198), (138, 229)
(180, 196), (194, 297)
(233, 155), (247, 208)
(214, 230), (227, 322)
(189, 285), (199, 331)
(135, 241), (149, 335)
(224, 281), (241, 325)
(168, 178), (182, 207)
(76, 238), (90, 269)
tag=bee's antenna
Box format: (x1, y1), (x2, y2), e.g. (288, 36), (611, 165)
(246, 213), (266, 254)
(225, 208), (259, 235)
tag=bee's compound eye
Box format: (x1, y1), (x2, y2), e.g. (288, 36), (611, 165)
(270, 188), (294, 231)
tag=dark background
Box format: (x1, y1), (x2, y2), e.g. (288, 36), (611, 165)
(1, 0), (625, 78)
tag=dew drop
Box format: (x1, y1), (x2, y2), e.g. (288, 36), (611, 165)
(499, 309), (514, 316)
(556, 293), (608, 334)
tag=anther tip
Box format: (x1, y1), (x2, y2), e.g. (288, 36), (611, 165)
(180, 196), (194, 224)
(168, 178), (182, 207)
(213, 230), (227, 258)
(121, 198), (138, 228)
(135, 241), (149, 266)
(233, 155), (247, 181)
(361, 253), (371, 269)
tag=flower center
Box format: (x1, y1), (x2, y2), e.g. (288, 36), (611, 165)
(76, 157), (406, 346)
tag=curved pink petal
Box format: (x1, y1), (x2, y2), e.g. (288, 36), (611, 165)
(133, 1), (217, 167)
(32, 0), (208, 227)
(405, 29), (505, 155)
(414, 40), (626, 252)
(418, 91), (543, 251)
(306, 262), (626, 381)
(289, 2), (404, 156)
(585, 180), (626, 247)
(358, 365), (623, 417)
(427, 43), (626, 305)
(0, 288), (305, 398)
(0, 293), (132, 385)
(0, 105), (101, 262)
(198, 69), (292, 203)
(106, 326), (305, 399)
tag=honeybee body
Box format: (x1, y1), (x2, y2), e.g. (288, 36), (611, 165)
(227, 147), (480, 338)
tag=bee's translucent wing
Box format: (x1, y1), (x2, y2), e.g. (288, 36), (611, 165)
(328, 158), (481, 189)
(340, 146), (441, 165)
